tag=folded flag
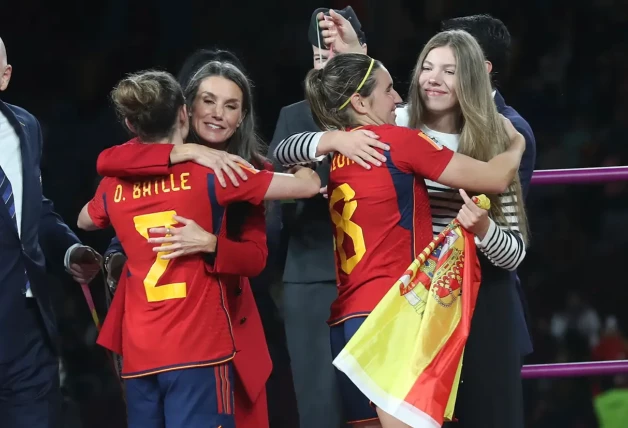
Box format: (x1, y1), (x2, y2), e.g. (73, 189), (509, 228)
(332, 195), (489, 427)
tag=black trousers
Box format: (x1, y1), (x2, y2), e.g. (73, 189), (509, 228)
(444, 271), (524, 428)
(0, 300), (61, 428)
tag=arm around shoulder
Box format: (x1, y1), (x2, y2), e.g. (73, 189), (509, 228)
(97, 141), (174, 177)
(436, 133), (525, 194)
(264, 167), (321, 201)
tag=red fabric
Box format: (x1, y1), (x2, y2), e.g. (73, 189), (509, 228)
(235, 382), (269, 428)
(217, 205), (272, 403)
(97, 138), (174, 177)
(87, 162), (271, 377)
(98, 238), (272, 425)
(97, 269), (126, 355)
(226, 276), (272, 420)
(206, 201), (267, 277)
(592, 335), (628, 361)
(96, 140), (274, 206)
(218, 163), (274, 408)
(94, 144), (273, 425)
(404, 228), (481, 421)
(328, 125), (454, 324)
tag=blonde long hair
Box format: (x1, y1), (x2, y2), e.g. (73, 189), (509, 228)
(408, 30), (529, 244)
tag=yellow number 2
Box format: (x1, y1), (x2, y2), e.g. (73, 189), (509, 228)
(133, 210), (187, 302)
(330, 184), (366, 274)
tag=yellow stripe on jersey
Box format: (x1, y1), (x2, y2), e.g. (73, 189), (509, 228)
(237, 163), (260, 174)
(418, 131), (443, 150)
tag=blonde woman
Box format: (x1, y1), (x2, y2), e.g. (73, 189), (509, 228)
(274, 30), (528, 428)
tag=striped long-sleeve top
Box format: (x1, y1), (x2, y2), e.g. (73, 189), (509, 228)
(272, 106), (526, 271)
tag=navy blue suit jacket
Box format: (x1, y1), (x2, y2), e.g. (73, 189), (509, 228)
(495, 90), (536, 356)
(0, 101), (80, 362)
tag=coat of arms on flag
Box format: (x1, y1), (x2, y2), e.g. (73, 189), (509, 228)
(332, 195), (488, 427)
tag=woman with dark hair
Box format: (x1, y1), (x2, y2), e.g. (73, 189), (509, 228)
(177, 48), (248, 89)
(96, 54), (286, 428)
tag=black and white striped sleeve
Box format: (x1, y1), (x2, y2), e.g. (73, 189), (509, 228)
(474, 193), (526, 271)
(273, 131), (326, 166)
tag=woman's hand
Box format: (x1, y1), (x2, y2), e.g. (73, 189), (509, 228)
(499, 114), (524, 154)
(318, 129), (389, 169)
(148, 215), (217, 260)
(456, 189), (491, 240)
(170, 144), (254, 188)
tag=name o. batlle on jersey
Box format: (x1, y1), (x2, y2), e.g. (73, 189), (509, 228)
(111, 173), (192, 203)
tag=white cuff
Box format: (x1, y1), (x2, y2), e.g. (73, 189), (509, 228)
(474, 218), (497, 248)
(64, 243), (83, 270)
(309, 133), (326, 162)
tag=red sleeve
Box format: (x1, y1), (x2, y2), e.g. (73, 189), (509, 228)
(205, 162), (272, 277)
(205, 203), (268, 277)
(393, 129), (455, 180)
(97, 139), (173, 177)
(215, 167), (274, 206)
(86, 178), (112, 228)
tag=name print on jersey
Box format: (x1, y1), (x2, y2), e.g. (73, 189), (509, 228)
(111, 172), (192, 203)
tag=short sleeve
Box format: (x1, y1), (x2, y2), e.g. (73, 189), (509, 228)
(213, 166), (274, 206)
(87, 178), (112, 229)
(393, 129), (454, 181)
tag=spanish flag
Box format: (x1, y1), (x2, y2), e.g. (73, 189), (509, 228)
(332, 195), (488, 427)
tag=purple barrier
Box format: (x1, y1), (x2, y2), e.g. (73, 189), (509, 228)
(521, 360), (628, 379)
(531, 166), (628, 185)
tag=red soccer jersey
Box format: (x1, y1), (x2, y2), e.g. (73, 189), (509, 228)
(87, 160), (273, 378)
(328, 124), (454, 324)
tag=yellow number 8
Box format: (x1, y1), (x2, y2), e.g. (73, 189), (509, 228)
(330, 184), (366, 274)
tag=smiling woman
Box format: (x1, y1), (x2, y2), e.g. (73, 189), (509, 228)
(191, 76), (243, 147)
(185, 61), (262, 161)
(418, 47), (459, 114)
(79, 67), (321, 428)
(301, 52), (524, 428)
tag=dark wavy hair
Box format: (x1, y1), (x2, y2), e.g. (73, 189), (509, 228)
(177, 48), (247, 93)
(184, 60), (266, 169)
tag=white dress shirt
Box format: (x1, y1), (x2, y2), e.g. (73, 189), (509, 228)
(0, 109), (24, 237)
(1, 109), (84, 296)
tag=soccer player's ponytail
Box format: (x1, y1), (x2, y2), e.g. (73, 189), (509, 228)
(304, 53), (381, 131)
(305, 67), (343, 130)
(111, 70), (185, 142)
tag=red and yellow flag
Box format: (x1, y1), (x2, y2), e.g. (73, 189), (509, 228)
(332, 195), (488, 427)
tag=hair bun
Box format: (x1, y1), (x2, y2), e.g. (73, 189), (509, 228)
(112, 76), (162, 119)
(110, 70), (185, 142)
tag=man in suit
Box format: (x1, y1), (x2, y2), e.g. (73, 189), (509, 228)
(441, 14), (537, 357)
(267, 7), (367, 428)
(0, 36), (102, 428)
